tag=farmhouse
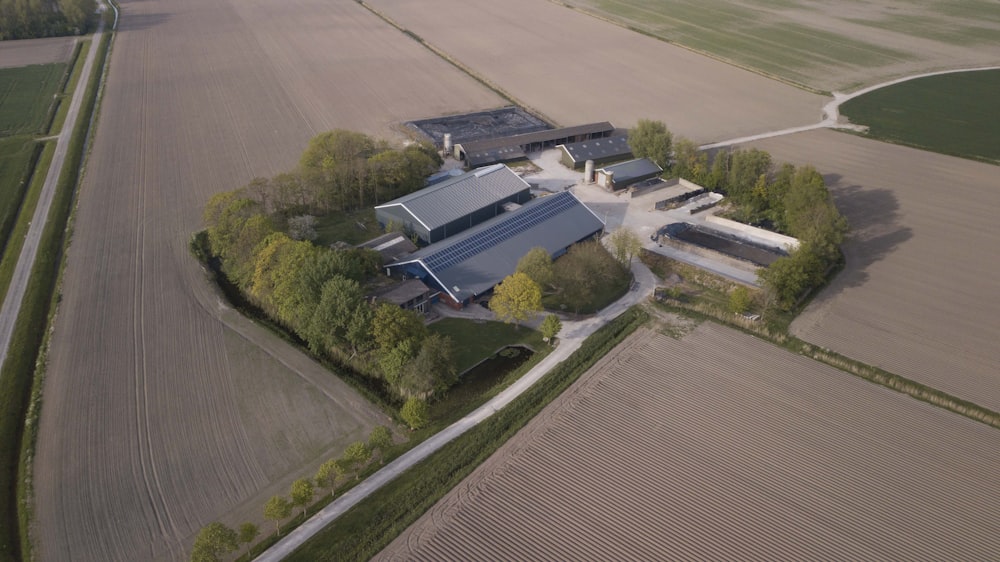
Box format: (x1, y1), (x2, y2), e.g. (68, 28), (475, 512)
(558, 136), (632, 170)
(595, 157), (662, 190)
(454, 122), (615, 167)
(374, 164), (531, 245)
(387, 191), (604, 308)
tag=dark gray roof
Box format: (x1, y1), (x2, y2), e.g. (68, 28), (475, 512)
(357, 232), (418, 263)
(392, 191), (604, 302)
(465, 145), (527, 168)
(374, 164), (530, 231)
(456, 122), (615, 154)
(372, 279), (434, 306)
(598, 157), (663, 184)
(559, 136), (632, 164)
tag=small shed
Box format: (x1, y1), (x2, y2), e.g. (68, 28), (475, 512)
(595, 158), (663, 191)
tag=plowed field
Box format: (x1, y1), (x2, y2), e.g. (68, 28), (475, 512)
(32, 0), (502, 560)
(380, 326), (1000, 560)
(747, 130), (1000, 412)
(0, 37), (75, 69)
(366, 0), (823, 144)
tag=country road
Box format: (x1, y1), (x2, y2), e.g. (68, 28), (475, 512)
(0, 8), (107, 372)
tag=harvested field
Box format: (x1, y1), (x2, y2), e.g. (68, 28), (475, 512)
(366, 0), (824, 144)
(746, 129), (1000, 412)
(380, 325), (1000, 560)
(32, 0), (503, 560)
(564, 0), (1000, 91)
(0, 37), (75, 69)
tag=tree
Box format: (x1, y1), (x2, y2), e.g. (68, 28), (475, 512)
(671, 137), (708, 184)
(368, 425), (393, 464)
(287, 214), (318, 241)
(539, 314), (562, 345)
(371, 302), (427, 353)
(290, 478), (315, 517)
(627, 119), (673, 170)
(263, 496), (291, 535)
(607, 227), (643, 266)
(341, 441), (371, 478)
(400, 397), (429, 430)
(728, 286), (752, 314)
(190, 522), (238, 562)
(490, 272), (543, 328)
(399, 333), (457, 395)
(314, 458), (346, 493)
(516, 247), (554, 290)
(379, 339), (417, 385)
(237, 522), (260, 558)
(758, 245), (825, 310)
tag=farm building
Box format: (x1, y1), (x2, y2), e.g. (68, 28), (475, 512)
(595, 157), (663, 190)
(369, 278), (437, 313)
(374, 164), (531, 245)
(387, 191), (604, 308)
(454, 122), (615, 167)
(558, 136), (632, 170)
(356, 232), (418, 263)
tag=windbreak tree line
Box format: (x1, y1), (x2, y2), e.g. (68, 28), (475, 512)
(0, 0), (95, 40)
(200, 131), (455, 404)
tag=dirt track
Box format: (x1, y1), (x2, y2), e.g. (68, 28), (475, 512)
(747, 130), (1000, 412)
(366, 0), (824, 144)
(0, 36), (75, 69)
(31, 0), (503, 559)
(380, 325), (1000, 560)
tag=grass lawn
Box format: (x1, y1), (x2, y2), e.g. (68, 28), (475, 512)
(840, 70), (1000, 163)
(429, 317), (546, 373)
(0, 63), (66, 137)
(313, 208), (380, 247)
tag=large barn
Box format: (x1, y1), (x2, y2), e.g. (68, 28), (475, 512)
(558, 136), (632, 170)
(374, 164), (531, 245)
(386, 191), (605, 308)
(454, 122), (616, 167)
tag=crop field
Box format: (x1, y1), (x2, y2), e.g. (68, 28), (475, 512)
(380, 325), (1000, 560)
(840, 69), (1000, 163)
(366, 0), (824, 144)
(563, 0), (1000, 91)
(0, 63), (66, 136)
(747, 129), (1000, 412)
(31, 0), (504, 559)
(0, 37), (75, 69)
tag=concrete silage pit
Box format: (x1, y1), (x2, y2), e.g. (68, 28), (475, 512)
(662, 222), (788, 267)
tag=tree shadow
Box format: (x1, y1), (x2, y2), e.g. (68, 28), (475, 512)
(813, 172), (913, 302)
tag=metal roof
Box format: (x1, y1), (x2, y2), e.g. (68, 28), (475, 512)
(456, 122), (615, 153)
(559, 136), (632, 164)
(371, 279), (434, 306)
(374, 164), (530, 232)
(392, 191), (605, 302)
(598, 157), (663, 184)
(357, 232), (418, 263)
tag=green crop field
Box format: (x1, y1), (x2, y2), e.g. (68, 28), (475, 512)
(840, 70), (1000, 163)
(0, 63), (66, 137)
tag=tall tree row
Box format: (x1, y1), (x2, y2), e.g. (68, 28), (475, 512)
(0, 0), (95, 40)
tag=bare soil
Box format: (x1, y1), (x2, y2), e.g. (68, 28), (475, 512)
(31, 0), (503, 560)
(747, 129), (1000, 412)
(0, 37), (75, 69)
(380, 325), (1000, 560)
(366, 0), (825, 144)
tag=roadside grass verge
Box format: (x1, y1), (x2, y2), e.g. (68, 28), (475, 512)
(282, 306), (649, 561)
(0, 141), (55, 304)
(0, 138), (43, 256)
(47, 39), (89, 136)
(429, 317), (546, 373)
(0, 28), (111, 562)
(640, 250), (1000, 431)
(0, 63), (66, 137)
(840, 69), (1000, 164)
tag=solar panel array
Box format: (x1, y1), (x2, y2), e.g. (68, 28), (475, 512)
(422, 192), (578, 272)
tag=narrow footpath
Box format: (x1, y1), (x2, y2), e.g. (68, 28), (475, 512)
(0, 9), (107, 370)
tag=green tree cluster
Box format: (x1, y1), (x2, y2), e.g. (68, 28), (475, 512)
(0, 0), (95, 39)
(489, 272), (542, 328)
(627, 119), (673, 171)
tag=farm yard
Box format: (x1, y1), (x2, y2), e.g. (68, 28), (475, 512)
(747, 129), (1000, 412)
(379, 325), (1000, 560)
(0, 37), (75, 69)
(31, 0), (503, 560)
(564, 0), (1000, 91)
(365, 0), (824, 144)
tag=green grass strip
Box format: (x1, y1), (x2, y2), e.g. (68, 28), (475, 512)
(286, 306), (649, 561)
(0, 141), (54, 305)
(47, 39), (89, 136)
(0, 28), (111, 562)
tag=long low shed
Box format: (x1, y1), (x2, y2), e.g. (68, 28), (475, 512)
(455, 122), (615, 167)
(388, 191), (604, 307)
(558, 136), (632, 169)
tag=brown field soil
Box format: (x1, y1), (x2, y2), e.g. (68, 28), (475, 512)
(32, 0), (503, 560)
(380, 325), (1000, 560)
(0, 37), (76, 69)
(564, 0), (1000, 92)
(365, 0), (824, 144)
(746, 130), (1000, 412)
